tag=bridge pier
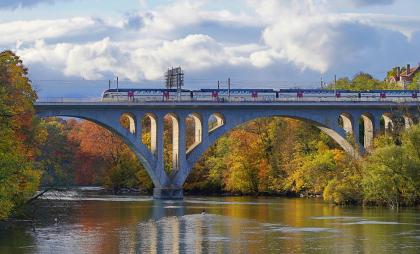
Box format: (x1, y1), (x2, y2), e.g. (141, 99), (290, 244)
(153, 187), (184, 200)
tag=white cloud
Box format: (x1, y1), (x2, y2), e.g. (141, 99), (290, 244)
(0, 17), (105, 46)
(247, 0), (420, 73)
(18, 35), (256, 81)
(1, 0), (420, 90)
(349, 13), (420, 39)
(347, 0), (395, 6)
(0, 0), (54, 9)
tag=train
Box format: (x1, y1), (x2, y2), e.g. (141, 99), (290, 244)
(101, 88), (419, 102)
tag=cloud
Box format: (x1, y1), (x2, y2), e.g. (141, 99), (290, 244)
(18, 35), (256, 81)
(247, 0), (420, 73)
(347, 0), (395, 6)
(0, 17), (106, 46)
(2, 0), (420, 94)
(0, 0), (67, 9)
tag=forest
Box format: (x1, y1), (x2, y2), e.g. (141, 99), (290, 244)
(1, 50), (420, 219)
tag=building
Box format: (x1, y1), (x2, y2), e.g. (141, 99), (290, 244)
(388, 63), (420, 87)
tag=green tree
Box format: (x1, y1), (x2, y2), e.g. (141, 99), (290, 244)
(0, 50), (42, 219)
(36, 118), (78, 186)
(362, 124), (420, 208)
(407, 72), (420, 90)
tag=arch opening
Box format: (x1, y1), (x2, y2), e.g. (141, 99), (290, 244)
(381, 113), (394, 134)
(142, 113), (157, 155)
(120, 113), (136, 134)
(164, 113), (180, 173)
(381, 113), (406, 135)
(359, 113), (374, 150)
(184, 116), (359, 192)
(338, 113), (353, 135)
(186, 113), (202, 153)
(36, 115), (154, 189)
(208, 113), (224, 133)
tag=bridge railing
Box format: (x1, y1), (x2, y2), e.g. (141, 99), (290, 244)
(36, 97), (420, 103)
(37, 97), (103, 103)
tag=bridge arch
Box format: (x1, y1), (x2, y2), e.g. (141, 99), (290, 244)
(36, 112), (164, 188)
(181, 113), (358, 186)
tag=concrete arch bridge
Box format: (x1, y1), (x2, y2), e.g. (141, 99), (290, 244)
(35, 101), (419, 199)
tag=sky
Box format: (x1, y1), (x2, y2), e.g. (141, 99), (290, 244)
(1, 0), (420, 98)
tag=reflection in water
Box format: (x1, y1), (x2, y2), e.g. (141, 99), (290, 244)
(0, 190), (419, 253)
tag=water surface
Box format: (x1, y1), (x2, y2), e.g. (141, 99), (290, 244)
(0, 188), (419, 253)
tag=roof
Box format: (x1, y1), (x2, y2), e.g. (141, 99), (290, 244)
(400, 65), (420, 77)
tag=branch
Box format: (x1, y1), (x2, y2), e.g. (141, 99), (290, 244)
(25, 187), (68, 205)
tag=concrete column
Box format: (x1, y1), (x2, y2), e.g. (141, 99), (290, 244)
(373, 115), (381, 137)
(153, 114), (184, 200)
(170, 114), (180, 170)
(362, 115), (374, 150)
(201, 113), (209, 142)
(135, 112), (143, 141)
(352, 114), (360, 147)
(155, 115), (165, 179)
(150, 115), (157, 156)
(177, 115), (187, 171)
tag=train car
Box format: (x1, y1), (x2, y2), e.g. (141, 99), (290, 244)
(277, 89), (360, 100)
(197, 89), (276, 101)
(354, 90), (418, 100)
(101, 88), (192, 101)
(372, 90), (417, 99)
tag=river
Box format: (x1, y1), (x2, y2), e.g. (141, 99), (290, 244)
(0, 187), (419, 253)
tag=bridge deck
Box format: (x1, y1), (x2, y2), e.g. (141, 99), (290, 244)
(35, 100), (420, 109)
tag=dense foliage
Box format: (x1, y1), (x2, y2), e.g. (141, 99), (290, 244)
(0, 51), (43, 219)
(36, 118), (153, 192)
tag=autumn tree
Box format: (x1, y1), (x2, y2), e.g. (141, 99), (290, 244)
(67, 120), (153, 192)
(0, 50), (42, 219)
(362, 123), (420, 208)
